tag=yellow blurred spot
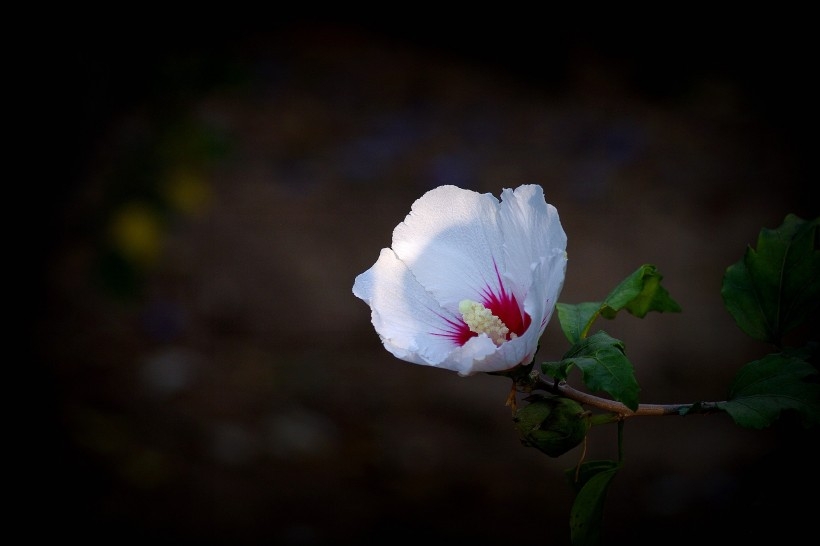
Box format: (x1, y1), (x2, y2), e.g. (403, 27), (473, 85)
(164, 169), (211, 217)
(109, 202), (163, 266)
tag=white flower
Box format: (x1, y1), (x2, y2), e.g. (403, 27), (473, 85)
(352, 184), (567, 376)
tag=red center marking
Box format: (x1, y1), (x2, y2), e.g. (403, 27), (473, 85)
(435, 263), (531, 346)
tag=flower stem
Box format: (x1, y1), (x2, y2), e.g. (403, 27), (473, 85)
(531, 377), (724, 419)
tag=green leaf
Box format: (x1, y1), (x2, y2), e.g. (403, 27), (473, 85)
(569, 463), (620, 546)
(543, 331), (640, 411)
(556, 302), (602, 344)
(564, 459), (620, 493)
(555, 265), (681, 344)
(721, 214), (820, 345)
(717, 348), (820, 429)
(599, 264), (682, 319)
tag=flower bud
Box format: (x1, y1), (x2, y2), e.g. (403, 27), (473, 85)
(514, 395), (590, 457)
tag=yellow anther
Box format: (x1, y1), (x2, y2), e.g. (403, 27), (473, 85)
(459, 299), (511, 346)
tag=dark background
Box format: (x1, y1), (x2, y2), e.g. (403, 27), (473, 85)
(35, 14), (817, 545)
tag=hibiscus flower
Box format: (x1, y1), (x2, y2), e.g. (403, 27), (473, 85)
(353, 184), (567, 376)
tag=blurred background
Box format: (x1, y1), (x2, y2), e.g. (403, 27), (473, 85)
(35, 14), (817, 545)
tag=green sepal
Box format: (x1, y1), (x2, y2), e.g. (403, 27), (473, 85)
(513, 394), (590, 457)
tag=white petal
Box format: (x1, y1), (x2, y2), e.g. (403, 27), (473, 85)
(454, 333), (536, 376)
(498, 184), (567, 300)
(353, 184), (569, 378)
(391, 185), (507, 310)
(525, 250), (568, 335)
(352, 248), (465, 367)
(438, 335), (502, 376)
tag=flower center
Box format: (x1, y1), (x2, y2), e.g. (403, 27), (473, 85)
(459, 299), (517, 346)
